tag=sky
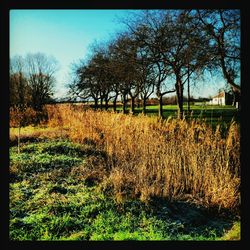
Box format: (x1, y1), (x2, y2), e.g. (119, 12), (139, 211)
(10, 10), (226, 99)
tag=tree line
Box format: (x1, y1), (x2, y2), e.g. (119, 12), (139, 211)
(68, 9), (240, 118)
(10, 10), (240, 119)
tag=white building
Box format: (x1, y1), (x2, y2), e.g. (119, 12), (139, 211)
(209, 90), (233, 105)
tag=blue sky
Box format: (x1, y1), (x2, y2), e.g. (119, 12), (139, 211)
(10, 10), (131, 98)
(10, 10), (226, 99)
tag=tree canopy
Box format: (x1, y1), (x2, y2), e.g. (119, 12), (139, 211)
(68, 10), (240, 117)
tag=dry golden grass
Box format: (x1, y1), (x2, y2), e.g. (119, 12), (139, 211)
(9, 105), (69, 145)
(9, 126), (69, 145)
(43, 104), (240, 211)
(10, 104), (240, 212)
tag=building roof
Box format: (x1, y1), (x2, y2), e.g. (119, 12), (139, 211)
(213, 91), (225, 98)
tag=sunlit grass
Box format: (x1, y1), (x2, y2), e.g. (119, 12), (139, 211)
(10, 140), (240, 240)
(220, 221), (241, 240)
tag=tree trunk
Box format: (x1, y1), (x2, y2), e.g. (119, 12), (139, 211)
(158, 94), (163, 118)
(122, 93), (127, 114)
(232, 92), (236, 106)
(136, 98), (140, 109)
(142, 97), (147, 114)
(176, 79), (184, 120)
(219, 52), (241, 95)
(234, 91), (240, 110)
(104, 97), (109, 110)
(100, 98), (103, 110)
(18, 126), (21, 154)
(130, 96), (135, 114)
(113, 95), (117, 112)
(187, 64), (191, 115)
(94, 98), (98, 110)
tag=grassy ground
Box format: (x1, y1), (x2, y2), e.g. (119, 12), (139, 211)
(10, 139), (240, 241)
(9, 105), (240, 240)
(103, 104), (239, 129)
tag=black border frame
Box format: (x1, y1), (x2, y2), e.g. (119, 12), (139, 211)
(1, 1), (249, 250)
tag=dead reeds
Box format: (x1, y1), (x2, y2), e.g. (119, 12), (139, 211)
(12, 104), (240, 211)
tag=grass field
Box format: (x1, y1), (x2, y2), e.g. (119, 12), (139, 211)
(9, 104), (240, 240)
(114, 104), (239, 128)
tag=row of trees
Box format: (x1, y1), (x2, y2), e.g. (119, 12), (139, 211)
(69, 10), (240, 118)
(10, 52), (58, 111)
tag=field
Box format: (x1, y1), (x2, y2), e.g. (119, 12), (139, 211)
(9, 104), (240, 240)
(78, 103), (239, 129)
(121, 104), (239, 128)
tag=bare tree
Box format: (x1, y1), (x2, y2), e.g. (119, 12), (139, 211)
(93, 48), (117, 111)
(159, 11), (210, 119)
(10, 55), (30, 108)
(71, 62), (101, 109)
(69, 47), (114, 110)
(125, 10), (213, 119)
(109, 33), (139, 114)
(137, 60), (156, 114)
(106, 49), (121, 112)
(25, 53), (58, 111)
(126, 11), (176, 117)
(197, 10), (240, 107)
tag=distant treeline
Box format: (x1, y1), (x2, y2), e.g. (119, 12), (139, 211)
(55, 95), (210, 106)
(10, 53), (58, 112)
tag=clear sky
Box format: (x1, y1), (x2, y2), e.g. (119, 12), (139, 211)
(10, 10), (132, 98)
(10, 10), (226, 99)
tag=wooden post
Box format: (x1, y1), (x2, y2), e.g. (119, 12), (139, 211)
(18, 126), (21, 154)
(187, 63), (191, 115)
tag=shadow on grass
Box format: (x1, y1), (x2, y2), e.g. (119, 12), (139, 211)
(149, 197), (236, 239)
(119, 196), (237, 240)
(9, 139), (239, 240)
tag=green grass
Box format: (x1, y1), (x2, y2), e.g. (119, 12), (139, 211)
(10, 139), (240, 241)
(220, 221), (241, 240)
(109, 104), (239, 128)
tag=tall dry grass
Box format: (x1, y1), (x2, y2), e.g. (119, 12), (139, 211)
(15, 104), (241, 211)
